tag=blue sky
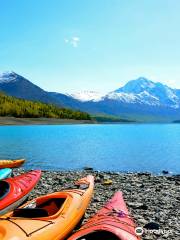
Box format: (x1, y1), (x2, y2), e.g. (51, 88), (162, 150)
(0, 0), (180, 93)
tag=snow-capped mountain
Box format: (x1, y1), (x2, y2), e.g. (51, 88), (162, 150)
(1, 71), (180, 122)
(0, 71), (51, 102)
(103, 77), (180, 109)
(67, 91), (103, 102)
(68, 77), (180, 109)
(0, 71), (82, 107)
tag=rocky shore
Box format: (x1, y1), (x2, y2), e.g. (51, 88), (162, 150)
(0, 117), (94, 125)
(14, 169), (180, 240)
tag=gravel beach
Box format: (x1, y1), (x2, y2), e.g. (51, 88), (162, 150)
(13, 169), (180, 240)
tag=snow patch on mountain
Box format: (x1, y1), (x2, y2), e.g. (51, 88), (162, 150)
(115, 77), (156, 94)
(105, 92), (138, 103)
(164, 86), (178, 102)
(0, 71), (18, 83)
(104, 90), (160, 106)
(67, 91), (104, 102)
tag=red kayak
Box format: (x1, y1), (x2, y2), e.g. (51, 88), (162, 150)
(68, 191), (141, 240)
(0, 170), (41, 216)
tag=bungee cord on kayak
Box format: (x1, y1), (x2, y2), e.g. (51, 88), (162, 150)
(0, 217), (54, 237)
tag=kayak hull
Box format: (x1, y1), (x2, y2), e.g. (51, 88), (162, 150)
(0, 159), (25, 168)
(68, 191), (140, 240)
(0, 168), (12, 180)
(0, 170), (41, 216)
(0, 175), (94, 240)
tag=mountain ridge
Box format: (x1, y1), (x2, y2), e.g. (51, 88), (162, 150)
(1, 71), (180, 122)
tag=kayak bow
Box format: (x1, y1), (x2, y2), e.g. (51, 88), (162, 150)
(0, 159), (25, 168)
(0, 175), (94, 240)
(0, 170), (41, 216)
(68, 191), (141, 240)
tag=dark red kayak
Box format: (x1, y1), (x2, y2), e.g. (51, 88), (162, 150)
(0, 170), (41, 216)
(68, 191), (141, 240)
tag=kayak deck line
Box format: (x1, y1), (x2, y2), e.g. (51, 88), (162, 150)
(81, 207), (136, 228)
(0, 175), (94, 239)
(64, 189), (85, 196)
(0, 217), (55, 237)
(63, 178), (91, 196)
(78, 209), (137, 237)
(67, 191), (140, 240)
(78, 221), (137, 237)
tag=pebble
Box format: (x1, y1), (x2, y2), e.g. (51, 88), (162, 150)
(13, 168), (180, 240)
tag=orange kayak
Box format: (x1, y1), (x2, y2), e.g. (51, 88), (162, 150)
(68, 191), (140, 240)
(0, 159), (25, 168)
(0, 170), (41, 216)
(0, 175), (94, 240)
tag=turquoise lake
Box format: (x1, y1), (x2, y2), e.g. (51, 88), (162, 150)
(0, 124), (179, 174)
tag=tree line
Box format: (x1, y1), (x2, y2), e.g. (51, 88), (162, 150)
(0, 92), (91, 120)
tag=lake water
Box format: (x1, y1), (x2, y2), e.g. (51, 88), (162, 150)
(0, 124), (180, 174)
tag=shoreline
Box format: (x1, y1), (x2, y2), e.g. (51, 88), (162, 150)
(0, 117), (136, 126)
(0, 117), (95, 126)
(0, 117), (178, 126)
(0, 116), (129, 125)
(14, 169), (179, 240)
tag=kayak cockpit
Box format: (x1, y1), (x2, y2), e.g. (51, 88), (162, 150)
(0, 181), (10, 200)
(78, 231), (119, 240)
(12, 198), (66, 218)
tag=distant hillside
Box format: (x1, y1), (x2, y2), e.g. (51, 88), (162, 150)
(0, 92), (91, 120)
(0, 71), (79, 108)
(1, 71), (180, 122)
(92, 114), (135, 123)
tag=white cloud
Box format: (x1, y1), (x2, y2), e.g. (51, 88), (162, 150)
(72, 37), (80, 41)
(64, 38), (69, 43)
(64, 36), (80, 48)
